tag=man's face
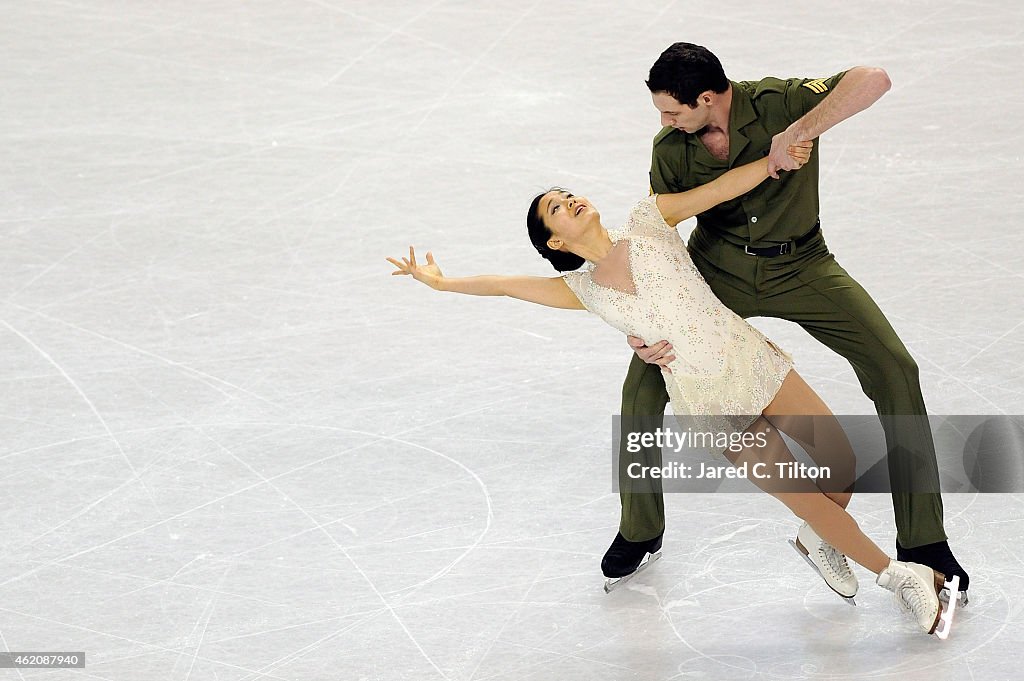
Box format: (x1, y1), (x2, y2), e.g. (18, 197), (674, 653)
(652, 91), (709, 133)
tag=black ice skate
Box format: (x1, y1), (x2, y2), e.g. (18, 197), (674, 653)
(602, 531), (663, 593)
(897, 539), (969, 607)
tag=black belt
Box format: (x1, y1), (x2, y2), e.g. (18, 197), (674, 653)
(739, 222), (821, 257)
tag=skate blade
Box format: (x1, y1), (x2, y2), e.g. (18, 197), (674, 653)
(935, 575), (960, 640)
(787, 539), (857, 606)
(940, 587), (969, 609)
(603, 551), (662, 593)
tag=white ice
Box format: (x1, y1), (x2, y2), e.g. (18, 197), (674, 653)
(2, 1), (1023, 680)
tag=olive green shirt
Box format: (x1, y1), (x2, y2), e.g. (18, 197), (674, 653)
(649, 73), (846, 245)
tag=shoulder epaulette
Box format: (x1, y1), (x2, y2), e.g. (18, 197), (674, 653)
(751, 77), (788, 98)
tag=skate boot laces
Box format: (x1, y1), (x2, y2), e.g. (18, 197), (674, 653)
(897, 576), (923, 612)
(895, 573), (933, 622)
(888, 564), (942, 633)
(820, 544), (853, 582)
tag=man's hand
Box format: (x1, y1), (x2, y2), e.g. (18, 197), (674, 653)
(628, 335), (675, 372)
(767, 127), (808, 179)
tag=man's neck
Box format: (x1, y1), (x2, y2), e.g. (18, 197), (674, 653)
(704, 83), (733, 135)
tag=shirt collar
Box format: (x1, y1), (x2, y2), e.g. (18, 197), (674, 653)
(685, 81), (758, 167)
(727, 81), (757, 165)
(728, 80), (758, 131)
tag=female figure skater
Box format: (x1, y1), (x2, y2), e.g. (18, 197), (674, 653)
(386, 143), (956, 637)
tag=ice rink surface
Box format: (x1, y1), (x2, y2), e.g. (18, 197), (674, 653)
(3, 1), (1024, 679)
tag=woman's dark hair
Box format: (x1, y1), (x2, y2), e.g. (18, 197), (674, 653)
(646, 42), (729, 107)
(526, 188), (585, 272)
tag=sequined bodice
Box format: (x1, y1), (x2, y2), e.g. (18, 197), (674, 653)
(562, 195), (793, 422)
(563, 196), (737, 377)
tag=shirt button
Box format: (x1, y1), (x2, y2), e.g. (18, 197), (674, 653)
(751, 216), (758, 223)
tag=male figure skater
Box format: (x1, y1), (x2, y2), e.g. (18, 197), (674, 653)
(605, 42), (969, 604)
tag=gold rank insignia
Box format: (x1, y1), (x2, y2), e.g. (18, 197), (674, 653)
(802, 78), (829, 94)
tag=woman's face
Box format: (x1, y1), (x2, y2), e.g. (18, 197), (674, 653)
(538, 190), (601, 248)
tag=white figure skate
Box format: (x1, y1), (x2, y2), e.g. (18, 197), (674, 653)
(876, 560), (959, 639)
(789, 522), (858, 606)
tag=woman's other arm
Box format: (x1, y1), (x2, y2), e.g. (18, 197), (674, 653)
(655, 141), (812, 227)
(387, 247), (585, 310)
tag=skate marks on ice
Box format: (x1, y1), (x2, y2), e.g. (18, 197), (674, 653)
(0, 421), (503, 678)
(654, 505), (1014, 679)
(4, 0), (1024, 677)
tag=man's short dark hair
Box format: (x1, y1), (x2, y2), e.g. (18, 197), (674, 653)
(646, 42), (729, 107)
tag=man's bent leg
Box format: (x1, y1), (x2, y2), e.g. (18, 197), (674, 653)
(758, 244), (946, 548)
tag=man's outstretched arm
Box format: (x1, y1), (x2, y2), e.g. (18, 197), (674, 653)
(767, 66), (891, 178)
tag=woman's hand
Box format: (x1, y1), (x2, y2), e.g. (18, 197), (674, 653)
(787, 140), (813, 168)
(387, 246), (444, 290)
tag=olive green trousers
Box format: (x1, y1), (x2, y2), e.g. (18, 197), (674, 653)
(618, 227), (946, 549)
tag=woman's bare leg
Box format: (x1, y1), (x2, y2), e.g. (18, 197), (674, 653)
(761, 370), (856, 509)
(725, 370), (889, 575)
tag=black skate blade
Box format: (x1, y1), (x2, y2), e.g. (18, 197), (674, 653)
(603, 551), (661, 593)
(787, 539), (857, 606)
(935, 575), (960, 640)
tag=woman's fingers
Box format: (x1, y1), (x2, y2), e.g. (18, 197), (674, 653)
(786, 144), (811, 167)
(788, 141), (813, 165)
(388, 247), (431, 277)
(386, 256), (411, 275)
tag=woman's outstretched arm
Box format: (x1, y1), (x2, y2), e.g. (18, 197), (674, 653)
(656, 141), (813, 227)
(387, 246), (585, 310)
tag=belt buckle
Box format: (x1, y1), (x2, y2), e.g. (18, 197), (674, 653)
(744, 243), (789, 256)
